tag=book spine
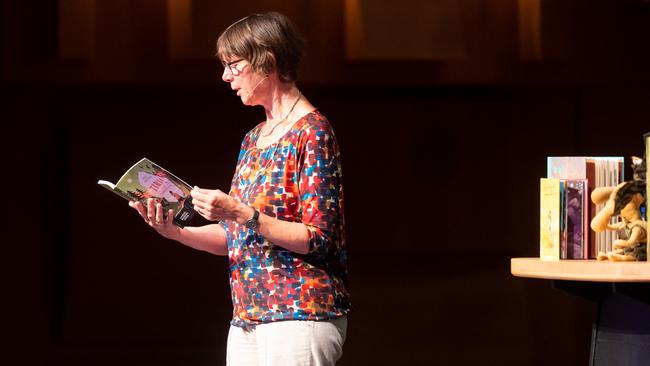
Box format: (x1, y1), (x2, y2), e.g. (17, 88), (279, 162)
(586, 160), (596, 258)
(540, 178), (561, 261)
(646, 133), (649, 261)
(583, 178), (589, 259)
(560, 181), (568, 259)
(606, 160), (612, 254)
(595, 159), (604, 256)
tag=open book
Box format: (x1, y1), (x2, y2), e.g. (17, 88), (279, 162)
(98, 157), (196, 227)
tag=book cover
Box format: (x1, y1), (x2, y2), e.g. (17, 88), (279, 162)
(547, 156), (624, 181)
(565, 179), (588, 259)
(98, 157), (196, 227)
(540, 178), (561, 261)
(547, 157), (588, 180)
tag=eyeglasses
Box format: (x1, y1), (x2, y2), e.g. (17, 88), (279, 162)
(222, 58), (245, 76)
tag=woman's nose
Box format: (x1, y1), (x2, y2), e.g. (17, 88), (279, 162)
(222, 68), (233, 82)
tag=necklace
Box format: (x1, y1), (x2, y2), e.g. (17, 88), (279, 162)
(261, 91), (302, 137)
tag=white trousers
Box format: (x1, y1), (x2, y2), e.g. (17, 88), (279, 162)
(226, 317), (347, 366)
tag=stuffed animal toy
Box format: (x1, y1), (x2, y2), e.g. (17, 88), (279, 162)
(590, 158), (647, 261)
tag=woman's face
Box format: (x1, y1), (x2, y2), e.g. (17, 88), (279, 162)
(221, 57), (267, 106)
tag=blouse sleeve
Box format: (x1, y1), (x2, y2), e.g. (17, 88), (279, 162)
(221, 129), (256, 230)
(298, 122), (345, 256)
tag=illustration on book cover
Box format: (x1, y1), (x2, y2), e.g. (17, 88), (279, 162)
(98, 158), (196, 227)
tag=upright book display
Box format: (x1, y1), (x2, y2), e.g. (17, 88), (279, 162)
(546, 156), (624, 258)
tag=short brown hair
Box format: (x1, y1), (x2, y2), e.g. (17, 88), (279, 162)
(216, 12), (305, 83)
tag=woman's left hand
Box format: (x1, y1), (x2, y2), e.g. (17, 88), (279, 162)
(190, 187), (248, 223)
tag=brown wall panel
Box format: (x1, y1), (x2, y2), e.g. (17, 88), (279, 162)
(6, 84), (647, 365)
(4, 1), (650, 365)
(5, 0), (650, 84)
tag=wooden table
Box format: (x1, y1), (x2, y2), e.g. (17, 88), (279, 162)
(511, 257), (650, 366)
(511, 257), (650, 282)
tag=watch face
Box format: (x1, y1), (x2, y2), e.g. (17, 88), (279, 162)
(245, 209), (259, 229)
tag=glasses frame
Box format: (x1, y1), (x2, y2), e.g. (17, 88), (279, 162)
(222, 58), (245, 76)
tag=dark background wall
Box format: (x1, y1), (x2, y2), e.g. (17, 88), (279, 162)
(4, 1), (650, 365)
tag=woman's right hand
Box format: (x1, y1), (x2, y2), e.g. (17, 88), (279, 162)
(129, 198), (181, 240)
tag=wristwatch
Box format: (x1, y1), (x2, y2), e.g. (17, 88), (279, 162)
(245, 208), (260, 230)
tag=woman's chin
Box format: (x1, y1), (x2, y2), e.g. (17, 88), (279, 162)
(240, 95), (257, 106)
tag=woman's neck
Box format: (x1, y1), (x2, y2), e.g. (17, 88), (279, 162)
(262, 82), (300, 123)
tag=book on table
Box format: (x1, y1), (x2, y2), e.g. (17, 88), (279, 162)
(540, 178), (562, 261)
(563, 179), (588, 259)
(547, 156), (624, 258)
(540, 178), (589, 261)
(97, 157), (196, 227)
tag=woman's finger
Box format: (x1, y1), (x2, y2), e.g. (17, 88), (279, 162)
(130, 200), (148, 220)
(166, 209), (174, 226)
(145, 198), (154, 221)
(191, 186), (223, 203)
(155, 201), (164, 224)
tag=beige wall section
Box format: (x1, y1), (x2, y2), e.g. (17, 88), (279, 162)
(58, 0), (96, 60)
(344, 0), (364, 60)
(344, 0), (466, 60)
(7, 0), (648, 84)
(517, 0), (542, 60)
(167, 0), (193, 59)
(164, 0), (346, 82)
(178, 1), (316, 59)
(93, 0), (136, 81)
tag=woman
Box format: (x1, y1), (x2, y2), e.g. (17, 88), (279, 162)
(129, 12), (351, 365)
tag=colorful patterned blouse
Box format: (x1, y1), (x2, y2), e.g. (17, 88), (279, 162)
(222, 110), (351, 327)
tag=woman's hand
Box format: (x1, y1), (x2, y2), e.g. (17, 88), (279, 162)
(191, 186), (311, 254)
(129, 198), (181, 240)
(190, 187), (251, 223)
